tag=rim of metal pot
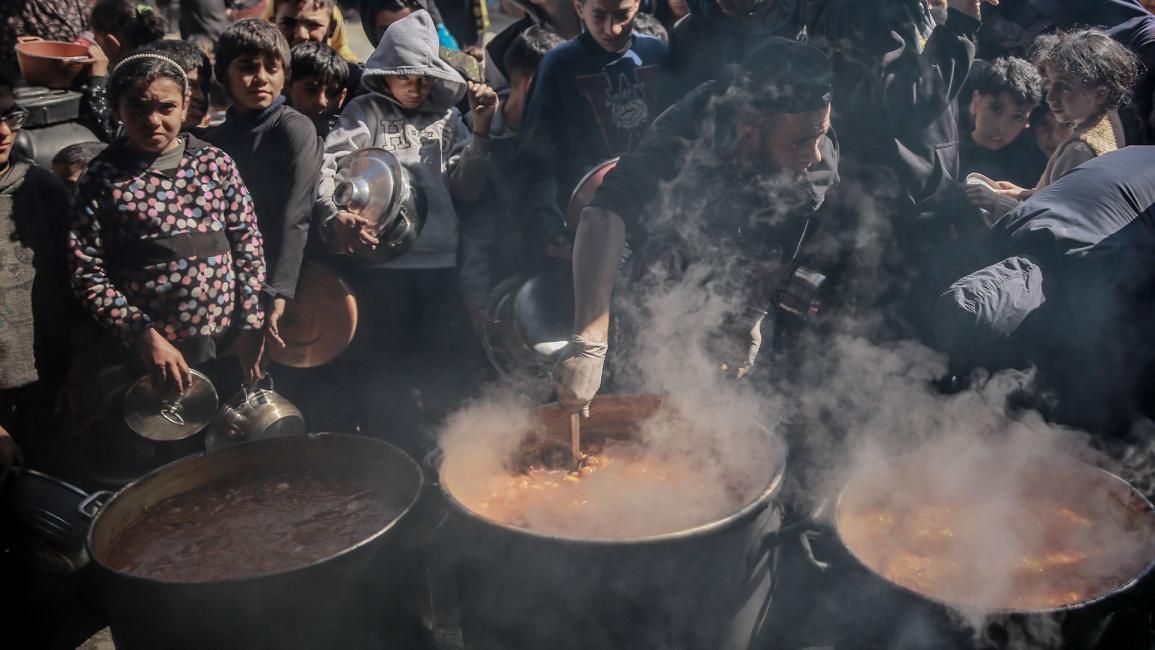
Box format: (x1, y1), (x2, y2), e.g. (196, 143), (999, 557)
(439, 408), (787, 546)
(832, 460), (1155, 616)
(85, 432), (425, 586)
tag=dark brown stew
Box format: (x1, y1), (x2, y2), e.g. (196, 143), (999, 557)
(105, 469), (404, 582)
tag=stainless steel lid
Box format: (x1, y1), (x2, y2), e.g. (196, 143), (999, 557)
(331, 147), (426, 263)
(122, 369), (218, 441)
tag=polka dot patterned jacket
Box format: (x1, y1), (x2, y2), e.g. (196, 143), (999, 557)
(68, 136), (267, 345)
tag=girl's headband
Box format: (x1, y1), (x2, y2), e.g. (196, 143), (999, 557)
(112, 52), (191, 97)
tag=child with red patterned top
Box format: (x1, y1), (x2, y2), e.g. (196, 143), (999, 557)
(68, 53), (267, 396)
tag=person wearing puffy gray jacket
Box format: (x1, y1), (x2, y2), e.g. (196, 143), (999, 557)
(313, 9), (497, 453)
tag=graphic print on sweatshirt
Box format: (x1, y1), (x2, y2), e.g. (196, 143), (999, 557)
(576, 59), (663, 155)
(376, 118), (445, 152)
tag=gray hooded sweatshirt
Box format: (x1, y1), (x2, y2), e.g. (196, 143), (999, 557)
(316, 10), (489, 269)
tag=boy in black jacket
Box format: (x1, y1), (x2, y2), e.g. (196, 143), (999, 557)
(207, 19), (324, 351)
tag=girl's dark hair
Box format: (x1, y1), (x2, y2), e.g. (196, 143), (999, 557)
(1031, 28), (1143, 112)
(972, 57), (1045, 108)
(290, 42), (349, 87)
(214, 18), (293, 87)
(144, 40), (212, 95)
(91, 0), (168, 50)
(107, 53), (189, 108)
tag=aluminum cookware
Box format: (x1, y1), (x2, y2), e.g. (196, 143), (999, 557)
(330, 147), (427, 263)
(86, 433), (430, 650)
(0, 468), (106, 574)
(204, 375), (304, 451)
(122, 369), (218, 441)
(440, 393), (788, 650)
(565, 157), (619, 231)
(267, 261), (358, 368)
(480, 260), (574, 378)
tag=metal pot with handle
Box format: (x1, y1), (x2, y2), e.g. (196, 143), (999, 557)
(204, 375), (305, 451)
(329, 147), (427, 264)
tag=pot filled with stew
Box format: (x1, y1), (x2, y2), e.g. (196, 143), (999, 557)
(438, 393), (788, 650)
(86, 433), (427, 650)
(826, 441), (1155, 648)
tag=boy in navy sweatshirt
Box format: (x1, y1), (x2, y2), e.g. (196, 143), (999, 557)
(515, 0), (668, 261)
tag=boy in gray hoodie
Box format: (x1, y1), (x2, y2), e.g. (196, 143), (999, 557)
(314, 9), (497, 452)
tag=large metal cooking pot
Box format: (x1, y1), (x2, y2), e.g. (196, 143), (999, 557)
(809, 453), (1155, 649)
(86, 433), (429, 650)
(439, 393), (788, 650)
(330, 147), (427, 264)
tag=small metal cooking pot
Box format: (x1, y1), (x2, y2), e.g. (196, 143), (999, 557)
(204, 375), (305, 451)
(480, 260), (574, 378)
(330, 147), (428, 264)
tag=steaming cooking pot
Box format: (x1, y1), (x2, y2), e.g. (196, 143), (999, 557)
(86, 433), (430, 649)
(796, 452), (1155, 649)
(330, 148), (427, 263)
(440, 393), (788, 650)
(203, 375), (305, 451)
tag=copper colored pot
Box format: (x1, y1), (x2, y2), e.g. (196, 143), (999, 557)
(15, 37), (94, 89)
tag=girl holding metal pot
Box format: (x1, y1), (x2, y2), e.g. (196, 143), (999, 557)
(65, 54), (267, 475)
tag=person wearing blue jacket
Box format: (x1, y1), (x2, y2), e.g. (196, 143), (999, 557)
(936, 146), (1155, 437)
(514, 0), (668, 264)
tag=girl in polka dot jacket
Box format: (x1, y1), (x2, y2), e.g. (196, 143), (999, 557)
(68, 54), (267, 395)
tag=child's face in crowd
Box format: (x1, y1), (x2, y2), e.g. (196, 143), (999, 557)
(277, 0), (333, 47)
(289, 75), (346, 117)
(1044, 68), (1108, 126)
(185, 68), (209, 129)
(970, 90), (1032, 151)
(573, 0), (640, 54)
(384, 74), (432, 110)
(227, 53), (287, 112)
(373, 8), (414, 45)
(735, 104), (831, 178)
(115, 78), (188, 155)
(1033, 108), (1073, 158)
(0, 88), (22, 168)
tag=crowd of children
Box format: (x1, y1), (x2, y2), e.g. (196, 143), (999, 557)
(1, 0), (1155, 564)
(1, 0), (1155, 645)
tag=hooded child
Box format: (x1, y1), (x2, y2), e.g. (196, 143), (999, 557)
(314, 9), (496, 452)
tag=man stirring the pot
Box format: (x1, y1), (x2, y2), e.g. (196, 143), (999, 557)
(554, 38), (839, 416)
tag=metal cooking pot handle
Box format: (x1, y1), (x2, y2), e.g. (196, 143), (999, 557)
(77, 490), (114, 521)
(16, 36), (44, 44)
(241, 373), (275, 403)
